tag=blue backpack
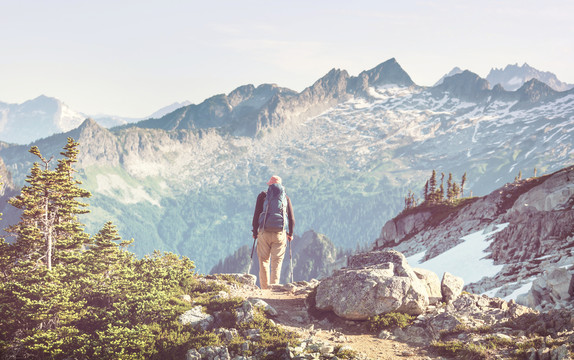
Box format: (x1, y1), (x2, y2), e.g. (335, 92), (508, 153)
(258, 183), (288, 232)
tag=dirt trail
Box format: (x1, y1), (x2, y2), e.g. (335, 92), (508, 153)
(232, 285), (445, 360)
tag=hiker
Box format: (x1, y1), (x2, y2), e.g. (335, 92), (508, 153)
(252, 175), (295, 289)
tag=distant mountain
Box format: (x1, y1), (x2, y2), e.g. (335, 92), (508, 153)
(0, 97), (192, 144)
(0, 95), (86, 144)
(133, 58), (414, 137)
(486, 63), (574, 92)
(147, 101), (192, 119)
(434, 67), (464, 86)
(0, 58), (572, 273)
(92, 101), (193, 128)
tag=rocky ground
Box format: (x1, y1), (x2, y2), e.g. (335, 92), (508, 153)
(215, 272), (574, 360)
(225, 279), (443, 360)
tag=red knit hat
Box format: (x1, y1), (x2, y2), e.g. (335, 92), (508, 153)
(267, 175), (282, 185)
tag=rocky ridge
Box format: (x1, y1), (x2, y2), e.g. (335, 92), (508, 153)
(375, 165), (574, 312)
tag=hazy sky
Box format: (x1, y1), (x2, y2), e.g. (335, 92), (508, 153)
(1, 0), (573, 118)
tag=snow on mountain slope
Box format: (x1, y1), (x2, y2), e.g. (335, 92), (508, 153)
(406, 223), (509, 287)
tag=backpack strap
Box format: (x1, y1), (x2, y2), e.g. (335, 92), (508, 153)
(260, 191), (269, 232)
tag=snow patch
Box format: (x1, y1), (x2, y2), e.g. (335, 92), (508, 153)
(407, 223), (509, 284)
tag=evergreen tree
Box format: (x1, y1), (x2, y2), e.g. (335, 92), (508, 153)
(452, 182), (461, 200)
(403, 190), (417, 210)
(461, 172), (467, 197)
(444, 173), (448, 204)
(428, 170), (437, 203)
(6, 138), (91, 270)
(446, 173), (453, 202)
(423, 180), (429, 202)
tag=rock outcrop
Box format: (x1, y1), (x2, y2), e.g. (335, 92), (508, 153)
(315, 251), (429, 319)
(314, 250), (468, 320)
(374, 165), (574, 311)
(517, 266), (574, 311)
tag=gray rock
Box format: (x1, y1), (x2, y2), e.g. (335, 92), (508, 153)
(250, 298), (278, 316)
(186, 349), (201, 360)
(517, 266), (574, 309)
(427, 312), (463, 337)
(441, 272), (464, 303)
(179, 306), (214, 331)
(226, 273), (257, 287)
(393, 325), (432, 345)
(376, 211), (432, 248)
(235, 301), (255, 325)
(214, 328), (238, 341)
(413, 267), (442, 305)
(186, 346), (232, 360)
(551, 344), (570, 360)
(315, 250), (429, 319)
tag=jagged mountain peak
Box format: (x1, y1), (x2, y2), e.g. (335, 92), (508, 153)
(487, 63), (574, 92)
(434, 67), (464, 86)
(360, 58), (415, 87)
(78, 117), (101, 129)
(432, 70), (490, 101)
(513, 78), (559, 106)
(304, 68), (350, 97)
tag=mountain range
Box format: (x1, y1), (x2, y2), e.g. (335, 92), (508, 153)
(0, 97), (192, 145)
(0, 58), (572, 272)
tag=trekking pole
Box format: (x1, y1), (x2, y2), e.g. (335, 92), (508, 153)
(247, 236), (257, 275)
(289, 238), (294, 283)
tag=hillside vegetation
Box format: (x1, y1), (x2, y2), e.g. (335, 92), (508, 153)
(0, 139), (300, 359)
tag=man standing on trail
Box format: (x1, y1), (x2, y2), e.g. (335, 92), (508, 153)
(252, 175), (295, 289)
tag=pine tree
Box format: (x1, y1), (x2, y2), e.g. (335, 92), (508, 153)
(461, 172), (467, 197)
(446, 173), (453, 202)
(452, 182), (461, 200)
(6, 138), (91, 270)
(423, 180), (429, 202)
(403, 189), (418, 210)
(439, 172), (445, 202)
(428, 170), (437, 203)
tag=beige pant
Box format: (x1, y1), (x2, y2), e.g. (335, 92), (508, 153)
(257, 229), (287, 289)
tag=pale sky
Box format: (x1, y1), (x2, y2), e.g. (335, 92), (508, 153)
(1, 0), (573, 118)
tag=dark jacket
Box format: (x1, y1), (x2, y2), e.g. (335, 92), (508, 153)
(252, 191), (295, 237)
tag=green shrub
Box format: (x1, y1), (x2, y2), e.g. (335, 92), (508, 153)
(239, 307), (300, 359)
(431, 340), (489, 360)
(367, 312), (415, 332)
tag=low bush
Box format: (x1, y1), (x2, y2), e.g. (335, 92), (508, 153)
(366, 312), (415, 332)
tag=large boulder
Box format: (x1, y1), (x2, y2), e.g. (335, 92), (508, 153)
(315, 250), (429, 319)
(413, 267), (442, 305)
(441, 272), (464, 303)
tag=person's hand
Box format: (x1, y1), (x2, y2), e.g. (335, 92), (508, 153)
(287, 234), (293, 242)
